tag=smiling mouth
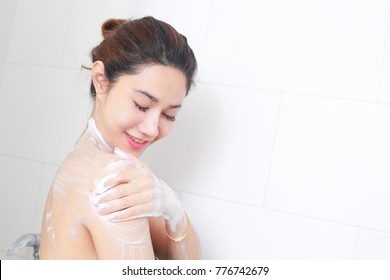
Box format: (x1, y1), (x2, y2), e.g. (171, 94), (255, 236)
(125, 133), (149, 149)
(131, 136), (145, 143)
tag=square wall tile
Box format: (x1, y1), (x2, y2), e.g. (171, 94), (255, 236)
(0, 0), (18, 61)
(0, 63), (92, 165)
(0, 155), (42, 254)
(266, 94), (390, 232)
(202, 0), (389, 100)
(181, 193), (357, 259)
(355, 229), (390, 259)
(141, 83), (281, 206)
(6, 0), (73, 66)
(62, 0), (210, 70)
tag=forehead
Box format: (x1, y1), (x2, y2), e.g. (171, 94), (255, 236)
(117, 65), (187, 102)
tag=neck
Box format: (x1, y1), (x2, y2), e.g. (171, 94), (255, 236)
(88, 117), (113, 153)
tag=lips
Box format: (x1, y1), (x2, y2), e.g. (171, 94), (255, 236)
(125, 133), (149, 149)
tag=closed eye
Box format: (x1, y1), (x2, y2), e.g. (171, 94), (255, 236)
(134, 101), (148, 112)
(135, 101), (176, 122)
(163, 114), (176, 122)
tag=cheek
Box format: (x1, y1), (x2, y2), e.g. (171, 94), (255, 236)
(112, 105), (141, 128)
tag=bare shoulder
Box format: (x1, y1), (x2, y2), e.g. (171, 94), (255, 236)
(56, 140), (123, 193)
(41, 139), (155, 259)
(41, 140), (125, 259)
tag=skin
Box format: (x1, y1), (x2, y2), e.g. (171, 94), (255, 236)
(40, 63), (200, 259)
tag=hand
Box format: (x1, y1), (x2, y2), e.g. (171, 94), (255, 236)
(92, 148), (184, 229)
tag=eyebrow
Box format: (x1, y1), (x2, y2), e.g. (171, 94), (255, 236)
(133, 88), (182, 109)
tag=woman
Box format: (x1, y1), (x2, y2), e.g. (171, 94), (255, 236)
(40, 16), (200, 259)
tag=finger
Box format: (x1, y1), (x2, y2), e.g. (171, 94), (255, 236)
(93, 176), (155, 204)
(95, 189), (156, 215)
(104, 165), (152, 188)
(104, 166), (138, 186)
(92, 184), (128, 205)
(106, 202), (157, 222)
(93, 166), (150, 200)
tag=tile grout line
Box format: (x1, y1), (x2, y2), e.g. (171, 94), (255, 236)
(0, 60), (80, 71)
(199, 80), (390, 107)
(180, 189), (390, 235)
(196, 0), (216, 83)
(0, 152), (59, 167)
(59, 0), (76, 67)
(1, 60), (390, 107)
(261, 92), (284, 207)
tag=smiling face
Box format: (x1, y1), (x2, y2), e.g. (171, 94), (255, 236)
(91, 62), (187, 157)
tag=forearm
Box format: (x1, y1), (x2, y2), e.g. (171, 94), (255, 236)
(165, 212), (201, 260)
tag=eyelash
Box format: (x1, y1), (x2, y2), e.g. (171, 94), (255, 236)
(134, 102), (147, 112)
(164, 115), (176, 122)
(134, 102), (176, 122)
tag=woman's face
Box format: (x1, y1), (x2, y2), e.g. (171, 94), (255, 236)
(93, 63), (187, 157)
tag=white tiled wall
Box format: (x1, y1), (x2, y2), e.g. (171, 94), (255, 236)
(182, 193), (358, 259)
(1, 0), (390, 260)
(201, 0), (390, 100)
(0, 64), (91, 164)
(0, 0), (18, 62)
(6, 0), (74, 66)
(265, 94), (390, 232)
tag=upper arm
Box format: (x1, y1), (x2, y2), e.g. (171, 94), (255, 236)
(87, 214), (155, 259)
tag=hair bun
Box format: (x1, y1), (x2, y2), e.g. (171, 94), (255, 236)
(102, 19), (127, 39)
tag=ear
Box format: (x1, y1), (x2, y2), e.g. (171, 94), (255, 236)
(92, 61), (109, 95)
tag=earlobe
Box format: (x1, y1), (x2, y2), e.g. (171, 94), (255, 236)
(92, 61), (108, 94)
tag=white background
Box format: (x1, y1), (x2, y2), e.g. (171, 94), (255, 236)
(1, 0), (390, 259)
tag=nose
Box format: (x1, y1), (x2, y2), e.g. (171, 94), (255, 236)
(139, 111), (159, 140)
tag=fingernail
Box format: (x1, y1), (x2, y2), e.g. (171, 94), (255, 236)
(95, 203), (110, 215)
(106, 213), (118, 222)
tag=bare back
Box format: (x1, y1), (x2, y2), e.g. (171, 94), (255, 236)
(40, 120), (155, 259)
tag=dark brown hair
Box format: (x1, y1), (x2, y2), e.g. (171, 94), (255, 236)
(89, 16), (197, 99)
